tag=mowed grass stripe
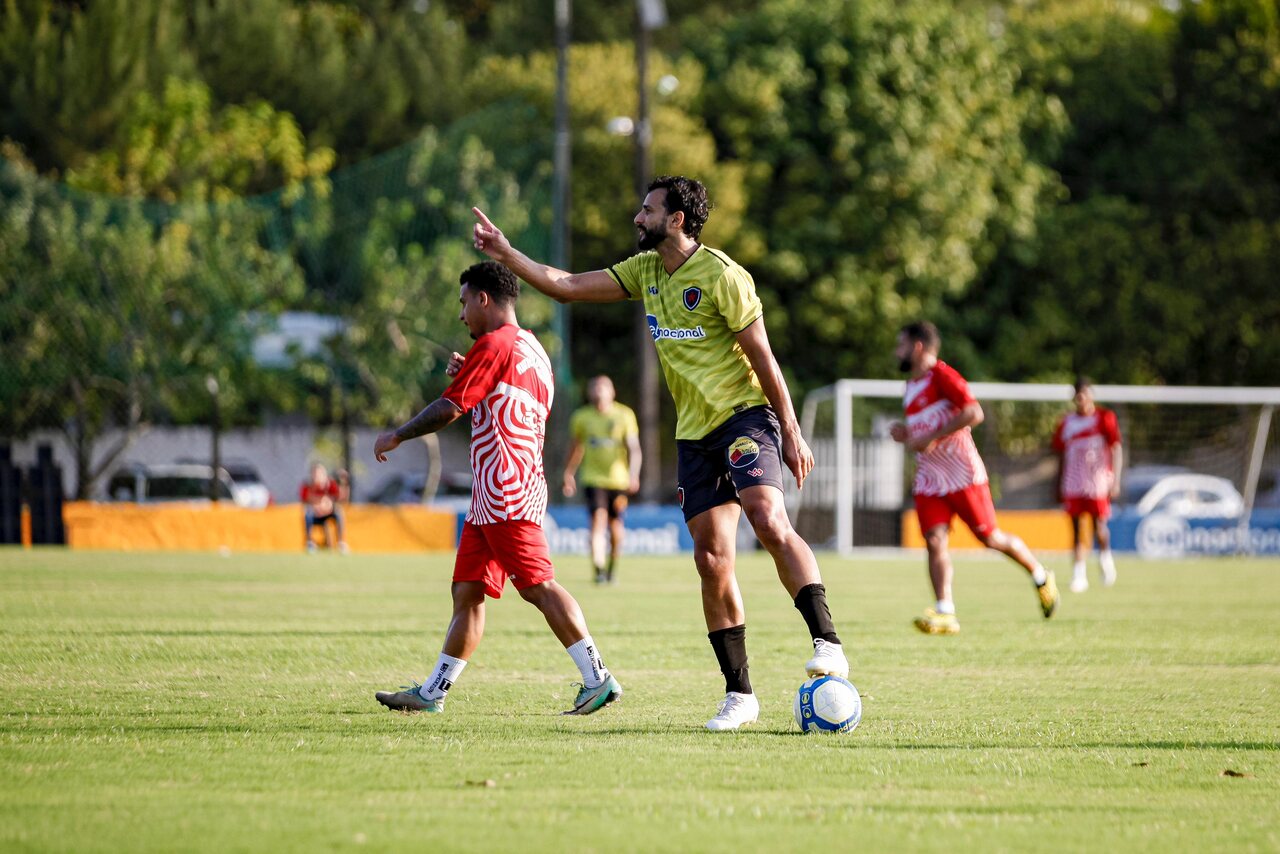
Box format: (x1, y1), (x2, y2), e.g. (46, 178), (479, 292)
(0, 549), (1276, 852)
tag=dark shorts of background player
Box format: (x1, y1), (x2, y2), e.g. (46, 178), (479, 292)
(675, 405), (786, 522)
(583, 486), (628, 521)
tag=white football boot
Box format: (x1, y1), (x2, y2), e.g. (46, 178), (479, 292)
(805, 638), (849, 679)
(705, 692), (760, 731)
(1100, 551), (1118, 587)
(1070, 561), (1089, 593)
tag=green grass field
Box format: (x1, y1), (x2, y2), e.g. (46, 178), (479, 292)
(1, 548), (1277, 852)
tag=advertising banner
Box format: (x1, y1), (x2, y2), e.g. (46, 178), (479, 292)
(1109, 509), (1280, 558)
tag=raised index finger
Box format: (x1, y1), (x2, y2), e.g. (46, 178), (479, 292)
(472, 207), (496, 231)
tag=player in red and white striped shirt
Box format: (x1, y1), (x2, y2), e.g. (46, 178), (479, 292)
(889, 322), (1059, 634)
(371, 261), (621, 716)
(1052, 377), (1123, 592)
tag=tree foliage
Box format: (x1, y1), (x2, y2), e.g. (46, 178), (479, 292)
(690, 0), (1059, 384)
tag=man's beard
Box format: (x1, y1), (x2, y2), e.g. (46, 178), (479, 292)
(638, 222), (667, 250)
(898, 358), (913, 373)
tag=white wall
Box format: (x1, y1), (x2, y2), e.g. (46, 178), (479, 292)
(10, 425), (472, 503)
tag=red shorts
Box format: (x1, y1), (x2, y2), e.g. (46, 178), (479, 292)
(454, 520), (556, 599)
(915, 483), (998, 539)
(1064, 496), (1111, 520)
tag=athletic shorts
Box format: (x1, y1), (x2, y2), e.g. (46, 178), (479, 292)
(914, 483), (998, 539)
(1065, 496), (1111, 520)
(583, 486), (628, 521)
(675, 405), (786, 522)
(454, 520), (555, 599)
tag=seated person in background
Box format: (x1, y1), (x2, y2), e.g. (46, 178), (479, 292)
(302, 463), (349, 553)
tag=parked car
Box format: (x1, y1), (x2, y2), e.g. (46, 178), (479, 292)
(1131, 473), (1245, 519)
(1118, 465), (1192, 507)
(105, 463), (246, 506)
(178, 457), (272, 508)
(366, 471), (473, 511)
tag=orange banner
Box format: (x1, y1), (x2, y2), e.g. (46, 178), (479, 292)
(901, 509), (1090, 551)
(63, 502), (457, 554)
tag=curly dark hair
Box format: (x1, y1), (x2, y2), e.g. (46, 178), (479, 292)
(647, 175), (712, 240)
(899, 320), (941, 352)
(459, 260), (520, 306)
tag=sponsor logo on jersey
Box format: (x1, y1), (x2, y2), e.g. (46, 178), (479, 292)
(747, 467), (764, 478)
(647, 314), (706, 342)
(727, 437), (760, 469)
(682, 287), (702, 310)
(676, 486), (685, 508)
(647, 286), (659, 295)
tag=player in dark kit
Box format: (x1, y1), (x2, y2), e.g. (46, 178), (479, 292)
(473, 176), (850, 731)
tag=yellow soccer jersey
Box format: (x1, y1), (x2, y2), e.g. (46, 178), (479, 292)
(607, 246), (768, 440)
(570, 403), (638, 491)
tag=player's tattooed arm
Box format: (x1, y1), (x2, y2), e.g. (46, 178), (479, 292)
(373, 399), (463, 462)
(395, 399), (463, 441)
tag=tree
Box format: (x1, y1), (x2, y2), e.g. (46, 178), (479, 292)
(689, 0), (1058, 385)
(0, 81), (316, 496)
(0, 0), (189, 172)
(188, 0), (471, 163)
(965, 0), (1280, 386)
(66, 77), (334, 203)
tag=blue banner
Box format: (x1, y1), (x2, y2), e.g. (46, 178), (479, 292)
(454, 504), (695, 554)
(1109, 508), (1280, 558)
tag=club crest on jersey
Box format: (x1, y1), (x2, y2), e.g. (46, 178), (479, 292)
(676, 486), (685, 508)
(682, 287), (701, 310)
(647, 286), (659, 295)
(727, 437), (760, 469)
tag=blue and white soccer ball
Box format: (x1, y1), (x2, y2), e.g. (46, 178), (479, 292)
(793, 675), (862, 734)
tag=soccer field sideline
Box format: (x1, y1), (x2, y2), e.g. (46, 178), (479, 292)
(1, 549), (1277, 852)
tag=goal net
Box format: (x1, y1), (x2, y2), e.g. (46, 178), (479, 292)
(790, 380), (1280, 557)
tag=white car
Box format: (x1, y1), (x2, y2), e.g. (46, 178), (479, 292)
(1133, 474), (1244, 519)
(106, 464), (251, 507)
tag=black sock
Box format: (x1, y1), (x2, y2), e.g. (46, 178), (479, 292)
(707, 625), (752, 695)
(606, 555), (615, 580)
(794, 583), (842, 645)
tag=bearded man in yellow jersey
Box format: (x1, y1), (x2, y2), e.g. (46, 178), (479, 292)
(563, 375), (641, 585)
(473, 175), (851, 732)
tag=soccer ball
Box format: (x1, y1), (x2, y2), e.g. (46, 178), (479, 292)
(793, 675), (862, 734)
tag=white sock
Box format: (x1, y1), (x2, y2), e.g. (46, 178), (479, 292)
(1030, 564), (1048, 585)
(1100, 550), (1116, 569)
(418, 653), (467, 701)
(935, 600), (956, 615)
(1072, 560), (1087, 579)
(567, 636), (608, 689)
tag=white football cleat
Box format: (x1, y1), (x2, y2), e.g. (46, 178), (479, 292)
(705, 691), (759, 731)
(1100, 553), (1117, 587)
(805, 638), (849, 679)
(1070, 576), (1089, 593)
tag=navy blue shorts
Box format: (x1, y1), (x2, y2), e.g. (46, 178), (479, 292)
(675, 405), (786, 522)
(583, 486), (627, 521)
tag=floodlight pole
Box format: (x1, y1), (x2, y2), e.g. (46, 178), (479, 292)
(552, 0), (572, 319)
(634, 0), (665, 502)
(550, 0), (574, 479)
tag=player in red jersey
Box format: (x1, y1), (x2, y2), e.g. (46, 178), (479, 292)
(888, 321), (1059, 634)
(371, 261), (621, 716)
(1052, 376), (1123, 592)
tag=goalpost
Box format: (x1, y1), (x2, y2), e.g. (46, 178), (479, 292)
(792, 380), (1280, 556)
